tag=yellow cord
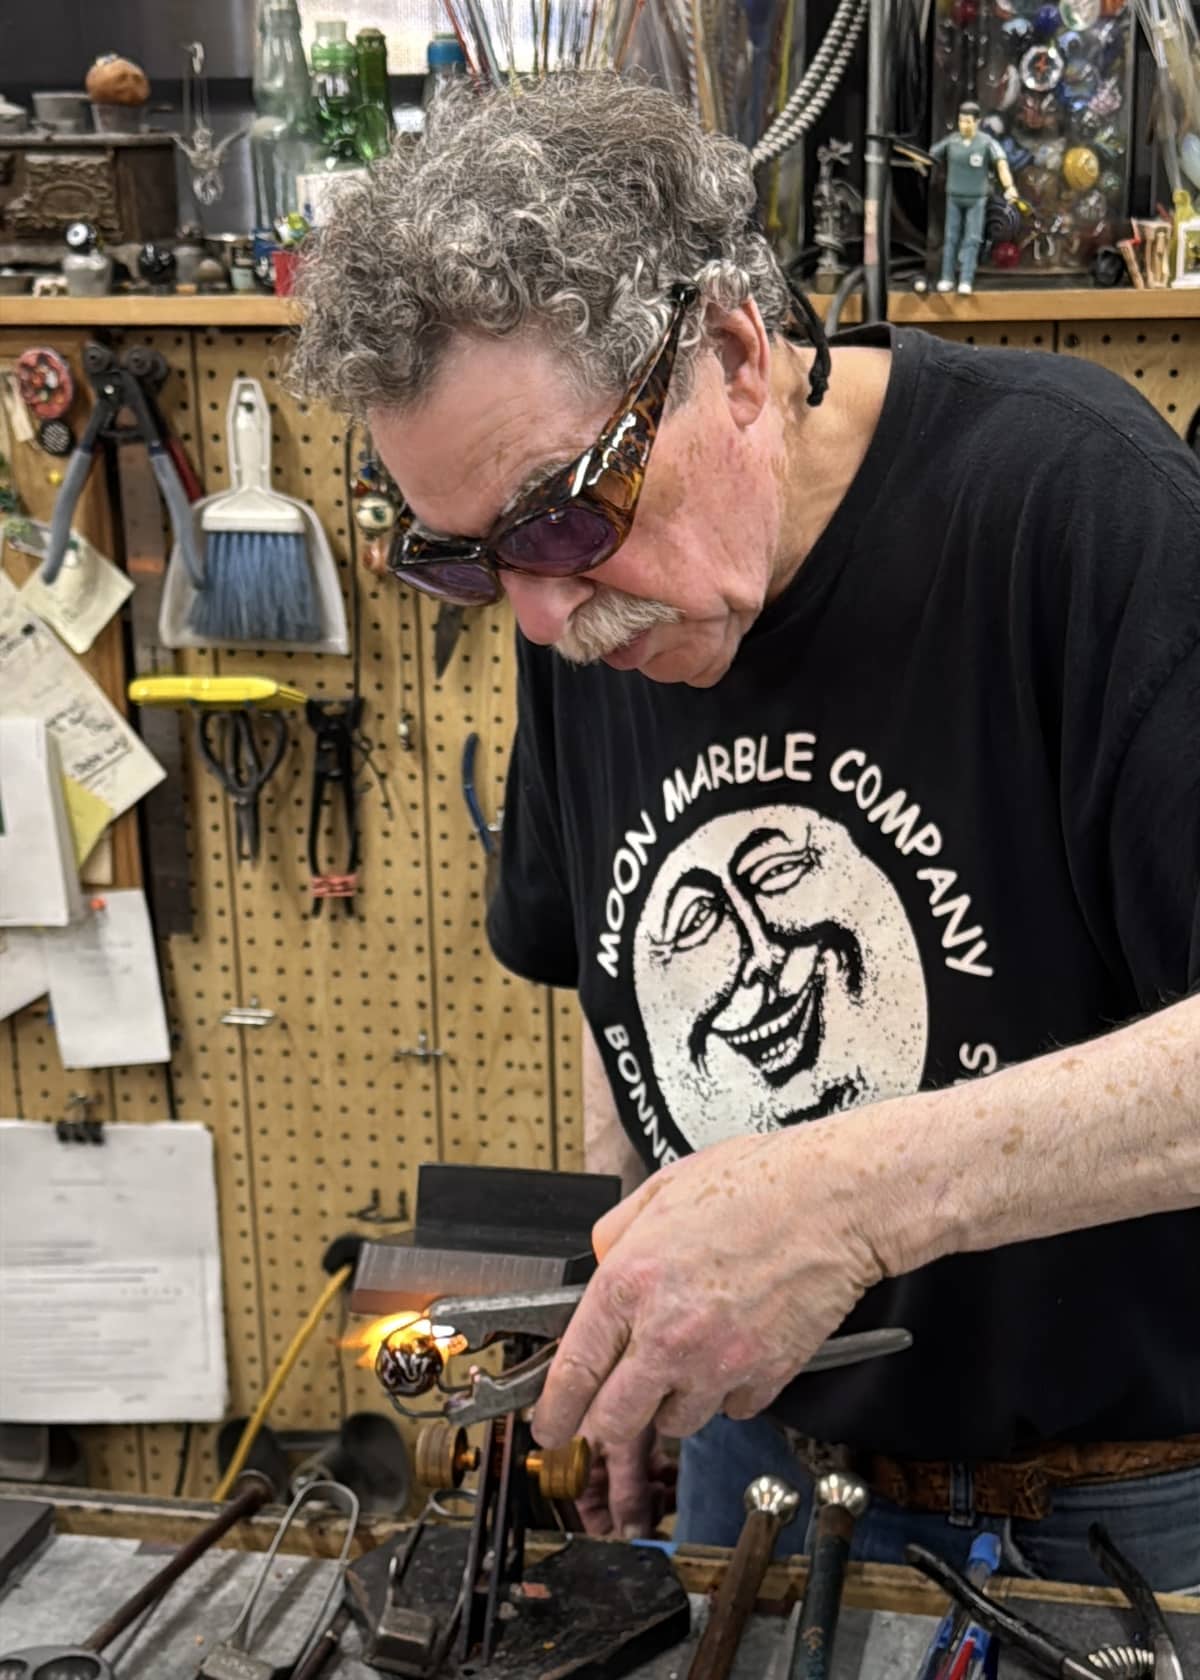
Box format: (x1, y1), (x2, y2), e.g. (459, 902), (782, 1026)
(213, 1264), (353, 1502)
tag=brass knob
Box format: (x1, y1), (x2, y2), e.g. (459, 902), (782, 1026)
(524, 1437), (591, 1502)
(414, 1420), (480, 1491)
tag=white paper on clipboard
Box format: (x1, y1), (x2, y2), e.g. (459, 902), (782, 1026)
(0, 1120), (228, 1424)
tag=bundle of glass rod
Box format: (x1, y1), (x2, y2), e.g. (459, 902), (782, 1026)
(438, 0), (811, 157)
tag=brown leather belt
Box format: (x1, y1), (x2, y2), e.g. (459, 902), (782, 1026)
(786, 1433), (1200, 1521)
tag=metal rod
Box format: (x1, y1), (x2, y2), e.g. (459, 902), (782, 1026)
(81, 1474), (273, 1653)
(863, 0), (891, 321)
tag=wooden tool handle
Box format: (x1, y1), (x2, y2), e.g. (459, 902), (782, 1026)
(687, 1506), (782, 1680)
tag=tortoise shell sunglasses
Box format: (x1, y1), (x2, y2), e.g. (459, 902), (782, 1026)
(384, 277), (829, 607)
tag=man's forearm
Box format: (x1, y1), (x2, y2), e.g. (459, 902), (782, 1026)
(582, 1019), (647, 1196)
(842, 992), (1200, 1278)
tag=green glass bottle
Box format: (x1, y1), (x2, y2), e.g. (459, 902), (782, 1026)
(355, 27), (394, 161)
(310, 19), (362, 171)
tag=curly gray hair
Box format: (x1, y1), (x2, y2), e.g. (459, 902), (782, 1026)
(288, 72), (792, 418)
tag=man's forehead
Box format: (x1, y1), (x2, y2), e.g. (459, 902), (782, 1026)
(370, 332), (609, 534)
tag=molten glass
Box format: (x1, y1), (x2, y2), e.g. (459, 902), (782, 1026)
(343, 1311), (469, 1399)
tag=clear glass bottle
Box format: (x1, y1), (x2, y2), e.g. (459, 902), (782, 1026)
(250, 0), (318, 227)
(422, 32), (466, 112)
(355, 27), (394, 161)
(311, 19), (363, 170)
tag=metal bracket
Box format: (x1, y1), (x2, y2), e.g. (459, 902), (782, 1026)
(392, 1031), (446, 1064)
(351, 1188), (411, 1226)
(220, 998), (276, 1029)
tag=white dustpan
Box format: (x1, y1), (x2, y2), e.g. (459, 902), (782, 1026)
(160, 379), (349, 656)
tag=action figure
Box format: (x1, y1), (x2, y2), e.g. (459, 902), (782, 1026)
(930, 101), (1019, 293)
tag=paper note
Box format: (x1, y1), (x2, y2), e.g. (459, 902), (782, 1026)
(6, 521), (133, 655)
(0, 1120), (228, 1423)
(62, 774), (113, 867)
(42, 889), (171, 1067)
(0, 718), (83, 927)
(0, 930), (47, 1021)
(0, 596), (164, 821)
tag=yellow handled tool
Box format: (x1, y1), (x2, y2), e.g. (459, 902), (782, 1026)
(128, 675), (307, 710)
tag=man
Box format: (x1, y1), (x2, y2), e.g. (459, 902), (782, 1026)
(292, 73), (1200, 1586)
(930, 100), (1018, 294)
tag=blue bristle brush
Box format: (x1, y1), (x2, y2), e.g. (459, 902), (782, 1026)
(188, 377), (320, 644)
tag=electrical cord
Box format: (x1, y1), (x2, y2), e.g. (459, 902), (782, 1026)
(752, 0), (869, 166)
(213, 1263), (353, 1501)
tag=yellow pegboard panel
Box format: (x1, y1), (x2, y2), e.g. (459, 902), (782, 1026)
(1057, 320), (1200, 438)
(552, 993), (584, 1174)
(189, 330), (441, 1437)
(420, 601), (558, 1171)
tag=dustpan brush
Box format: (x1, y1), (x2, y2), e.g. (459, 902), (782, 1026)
(188, 380), (321, 644)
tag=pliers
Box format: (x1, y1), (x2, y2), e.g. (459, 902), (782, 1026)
(906, 1524), (1184, 1680)
(306, 697), (363, 915)
(196, 709), (289, 864)
(41, 342), (201, 587)
(376, 1281), (914, 1427)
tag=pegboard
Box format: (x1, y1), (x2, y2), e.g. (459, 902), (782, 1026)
(1056, 321), (1200, 442)
(1, 309), (1191, 1505)
(922, 321), (1053, 352)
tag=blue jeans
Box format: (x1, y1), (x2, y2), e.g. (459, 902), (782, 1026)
(676, 1414), (1200, 1592)
(942, 196), (988, 286)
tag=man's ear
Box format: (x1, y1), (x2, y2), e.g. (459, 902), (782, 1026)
(705, 298), (772, 430)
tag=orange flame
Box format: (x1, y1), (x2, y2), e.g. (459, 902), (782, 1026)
(343, 1310), (468, 1371)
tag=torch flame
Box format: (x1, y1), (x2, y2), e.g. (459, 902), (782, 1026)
(343, 1311), (468, 1371)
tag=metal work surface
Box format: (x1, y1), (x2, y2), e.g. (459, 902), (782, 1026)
(5, 1533), (1200, 1680)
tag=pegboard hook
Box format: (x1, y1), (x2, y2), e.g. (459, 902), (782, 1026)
(392, 1030), (447, 1064)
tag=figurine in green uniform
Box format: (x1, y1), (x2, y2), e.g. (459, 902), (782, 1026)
(930, 101), (1019, 294)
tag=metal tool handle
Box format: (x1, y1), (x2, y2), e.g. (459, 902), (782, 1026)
(149, 441), (205, 587)
(221, 1479), (360, 1664)
(79, 1473), (273, 1653)
(42, 442), (96, 583)
(904, 1544), (1100, 1680)
(791, 1504), (857, 1680)
(1088, 1524), (1185, 1680)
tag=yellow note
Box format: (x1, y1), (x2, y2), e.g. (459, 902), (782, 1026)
(61, 774), (113, 868)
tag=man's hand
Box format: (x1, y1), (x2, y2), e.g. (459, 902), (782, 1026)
(574, 1427), (677, 1538)
(1004, 186), (1019, 204)
(532, 1125), (884, 1448)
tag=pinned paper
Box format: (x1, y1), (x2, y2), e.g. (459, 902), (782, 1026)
(62, 774), (113, 867)
(0, 1120), (228, 1423)
(0, 718), (83, 928)
(0, 929), (47, 1021)
(42, 888), (170, 1068)
(10, 524), (133, 655)
(0, 597), (164, 822)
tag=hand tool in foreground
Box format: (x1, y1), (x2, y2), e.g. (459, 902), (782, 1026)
(687, 1476), (801, 1680)
(198, 1480), (359, 1680)
(370, 1279), (915, 1428)
(905, 1524), (1181, 1680)
(914, 1532), (1000, 1680)
(784, 1465), (870, 1680)
(40, 343), (202, 589)
(0, 1472), (275, 1680)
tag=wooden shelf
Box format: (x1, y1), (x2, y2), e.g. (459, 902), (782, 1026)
(1, 286), (1198, 331)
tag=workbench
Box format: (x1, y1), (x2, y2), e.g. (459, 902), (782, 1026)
(3, 1489), (1198, 1678)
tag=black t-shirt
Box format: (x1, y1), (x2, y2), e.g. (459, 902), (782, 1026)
(487, 325), (1200, 1460)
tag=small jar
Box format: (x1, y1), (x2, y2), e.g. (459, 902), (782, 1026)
(62, 220), (112, 297)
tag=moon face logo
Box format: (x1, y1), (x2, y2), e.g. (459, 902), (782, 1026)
(632, 806), (929, 1148)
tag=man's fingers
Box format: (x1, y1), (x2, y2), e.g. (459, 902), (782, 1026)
(653, 1388), (721, 1440)
(592, 1175), (662, 1259)
(579, 1350), (672, 1446)
(532, 1283), (628, 1447)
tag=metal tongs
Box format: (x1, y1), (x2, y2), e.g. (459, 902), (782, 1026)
(426, 1283), (913, 1426)
(198, 1480), (360, 1679)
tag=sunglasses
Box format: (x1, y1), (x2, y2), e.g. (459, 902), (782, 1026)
(385, 281), (700, 606)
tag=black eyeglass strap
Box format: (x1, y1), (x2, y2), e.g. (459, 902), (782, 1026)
(785, 279), (832, 409)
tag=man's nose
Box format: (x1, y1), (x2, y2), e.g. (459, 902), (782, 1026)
(501, 571), (595, 646)
(727, 885), (786, 987)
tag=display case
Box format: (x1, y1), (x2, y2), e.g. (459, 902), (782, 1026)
(929, 0), (1135, 280)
